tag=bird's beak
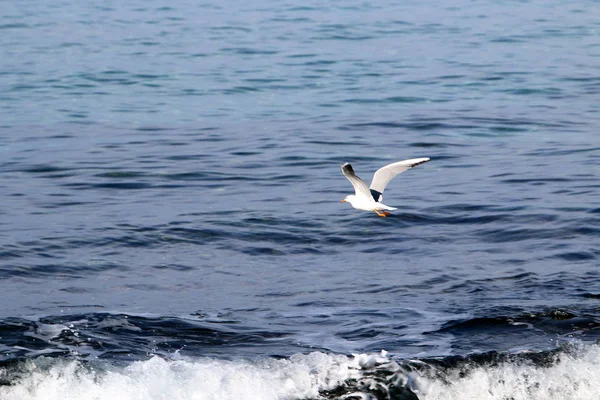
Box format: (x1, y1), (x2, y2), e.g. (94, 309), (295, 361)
(340, 199), (346, 203)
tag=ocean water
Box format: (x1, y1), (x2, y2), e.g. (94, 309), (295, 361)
(1, 0), (600, 398)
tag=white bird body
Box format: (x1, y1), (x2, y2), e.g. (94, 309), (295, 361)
(340, 157), (430, 217)
(342, 194), (397, 212)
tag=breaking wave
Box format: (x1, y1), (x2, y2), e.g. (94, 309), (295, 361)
(3, 344), (600, 400)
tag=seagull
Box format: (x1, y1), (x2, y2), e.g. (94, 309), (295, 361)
(340, 158), (430, 217)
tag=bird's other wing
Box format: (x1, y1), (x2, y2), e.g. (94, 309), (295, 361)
(369, 158), (430, 199)
(341, 163), (372, 200)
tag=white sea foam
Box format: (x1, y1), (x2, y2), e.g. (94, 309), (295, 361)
(0, 352), (373, 400)
(413, 344), (600, 400)
(3, 346), (600, 400)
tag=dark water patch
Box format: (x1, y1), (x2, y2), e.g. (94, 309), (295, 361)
(230, 151), (262, 156)
(260, 174), (307, 184)
(37, 200), (92, 209)
(428, 309), (600, 355)
(437, 309), (600, 338)
(181, 88), (206, 95)
(63, 182), (152, 190)
(0, 249), (26, 260)
(502, 87), (564, 96)
(414, 210), (514, 226)
(484, 271), (537, 283)
(475, 227), (564, 244)
(313, 33), (374, 41)
(342, 96), (428, 104)
(481, 75), (505, 81)
(286, 53), (318, 59)
(356, 284), (409, 295)
(580, 293), (600, 299)
(209, 26), (253, 33)
(222, 86), (262, 94)
(8, 84), (39, 92)
(501, 177), (572, 184)
(59, 286), (94, 294)
(270, 17), (313, 23)
(76, 72), (136, 85)
(158, 217), (389, 255)
(408, 141), (466, 148)
(99, 70), (129, 76)
(467, 116), (573, 129)
(305, 139), (367, 146)
(343, 121), (478, 131)
(220, 47), (278, 55)
(0, 313), (306, 362)
(0, 262), (125, 280)
(437, 316), (528, 337)
(337, 326), (387, 341)
(406, 275), (457, 291)
(277, 155), (330, 167)
(122, 283), (164, 291)
(552, 251), (596, 262)
(158, 171), (210, 181)
(561, 76), (600, 83)
(151, 263), (194, 272)
(163, 227), (231, 244)
(134, 126), (170, 132)
(445, 272), (539, 295)
(20, 165), (72, 174)
(243, 246), (287, 256)
(383, 96), (432, 103)
(242, 216), (328, 230)
(526, 146), (600, 156)
(0, 23), (29, 29)
(243, 78), (287, 84)
(411, 347), (563, 377)
(95, 171), (148, 178)
(488, 125), (528, 133)
(490, 36), (527, 43)
(426, 203), (496, 213)
(58, 170), (265, 190)
(284, 6), (319, 11)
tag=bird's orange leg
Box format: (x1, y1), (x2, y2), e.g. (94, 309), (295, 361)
(373, 209), (389, 217)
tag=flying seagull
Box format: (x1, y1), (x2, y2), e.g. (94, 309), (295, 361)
(340, 158), (430, 217)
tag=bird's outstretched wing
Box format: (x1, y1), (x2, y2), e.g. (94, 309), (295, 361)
(341, 163), (372, 200)
(369, 158), (430, 200)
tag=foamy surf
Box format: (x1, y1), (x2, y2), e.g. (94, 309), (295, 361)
(414, 343), (600, 400)
(0, 352), (377, 400)
(2, 345), (600, 400)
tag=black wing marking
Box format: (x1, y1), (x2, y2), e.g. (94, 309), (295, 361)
(370, 189), (383, 202)
(341, 163), (372, 200)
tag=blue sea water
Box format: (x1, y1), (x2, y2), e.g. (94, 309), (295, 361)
(1, 0), (600, 398)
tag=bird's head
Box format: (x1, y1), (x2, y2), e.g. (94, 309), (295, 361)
(341, 194), (355, 204)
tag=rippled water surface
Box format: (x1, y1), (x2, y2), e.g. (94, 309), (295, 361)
(1, 0), (600, 399)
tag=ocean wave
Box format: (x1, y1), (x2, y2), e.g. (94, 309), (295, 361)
(3, 345), (600, 400)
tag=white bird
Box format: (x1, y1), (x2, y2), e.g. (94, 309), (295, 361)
(340, 158), (430, 217)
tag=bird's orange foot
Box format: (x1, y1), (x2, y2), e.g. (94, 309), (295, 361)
(373, 209), (389, 217)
